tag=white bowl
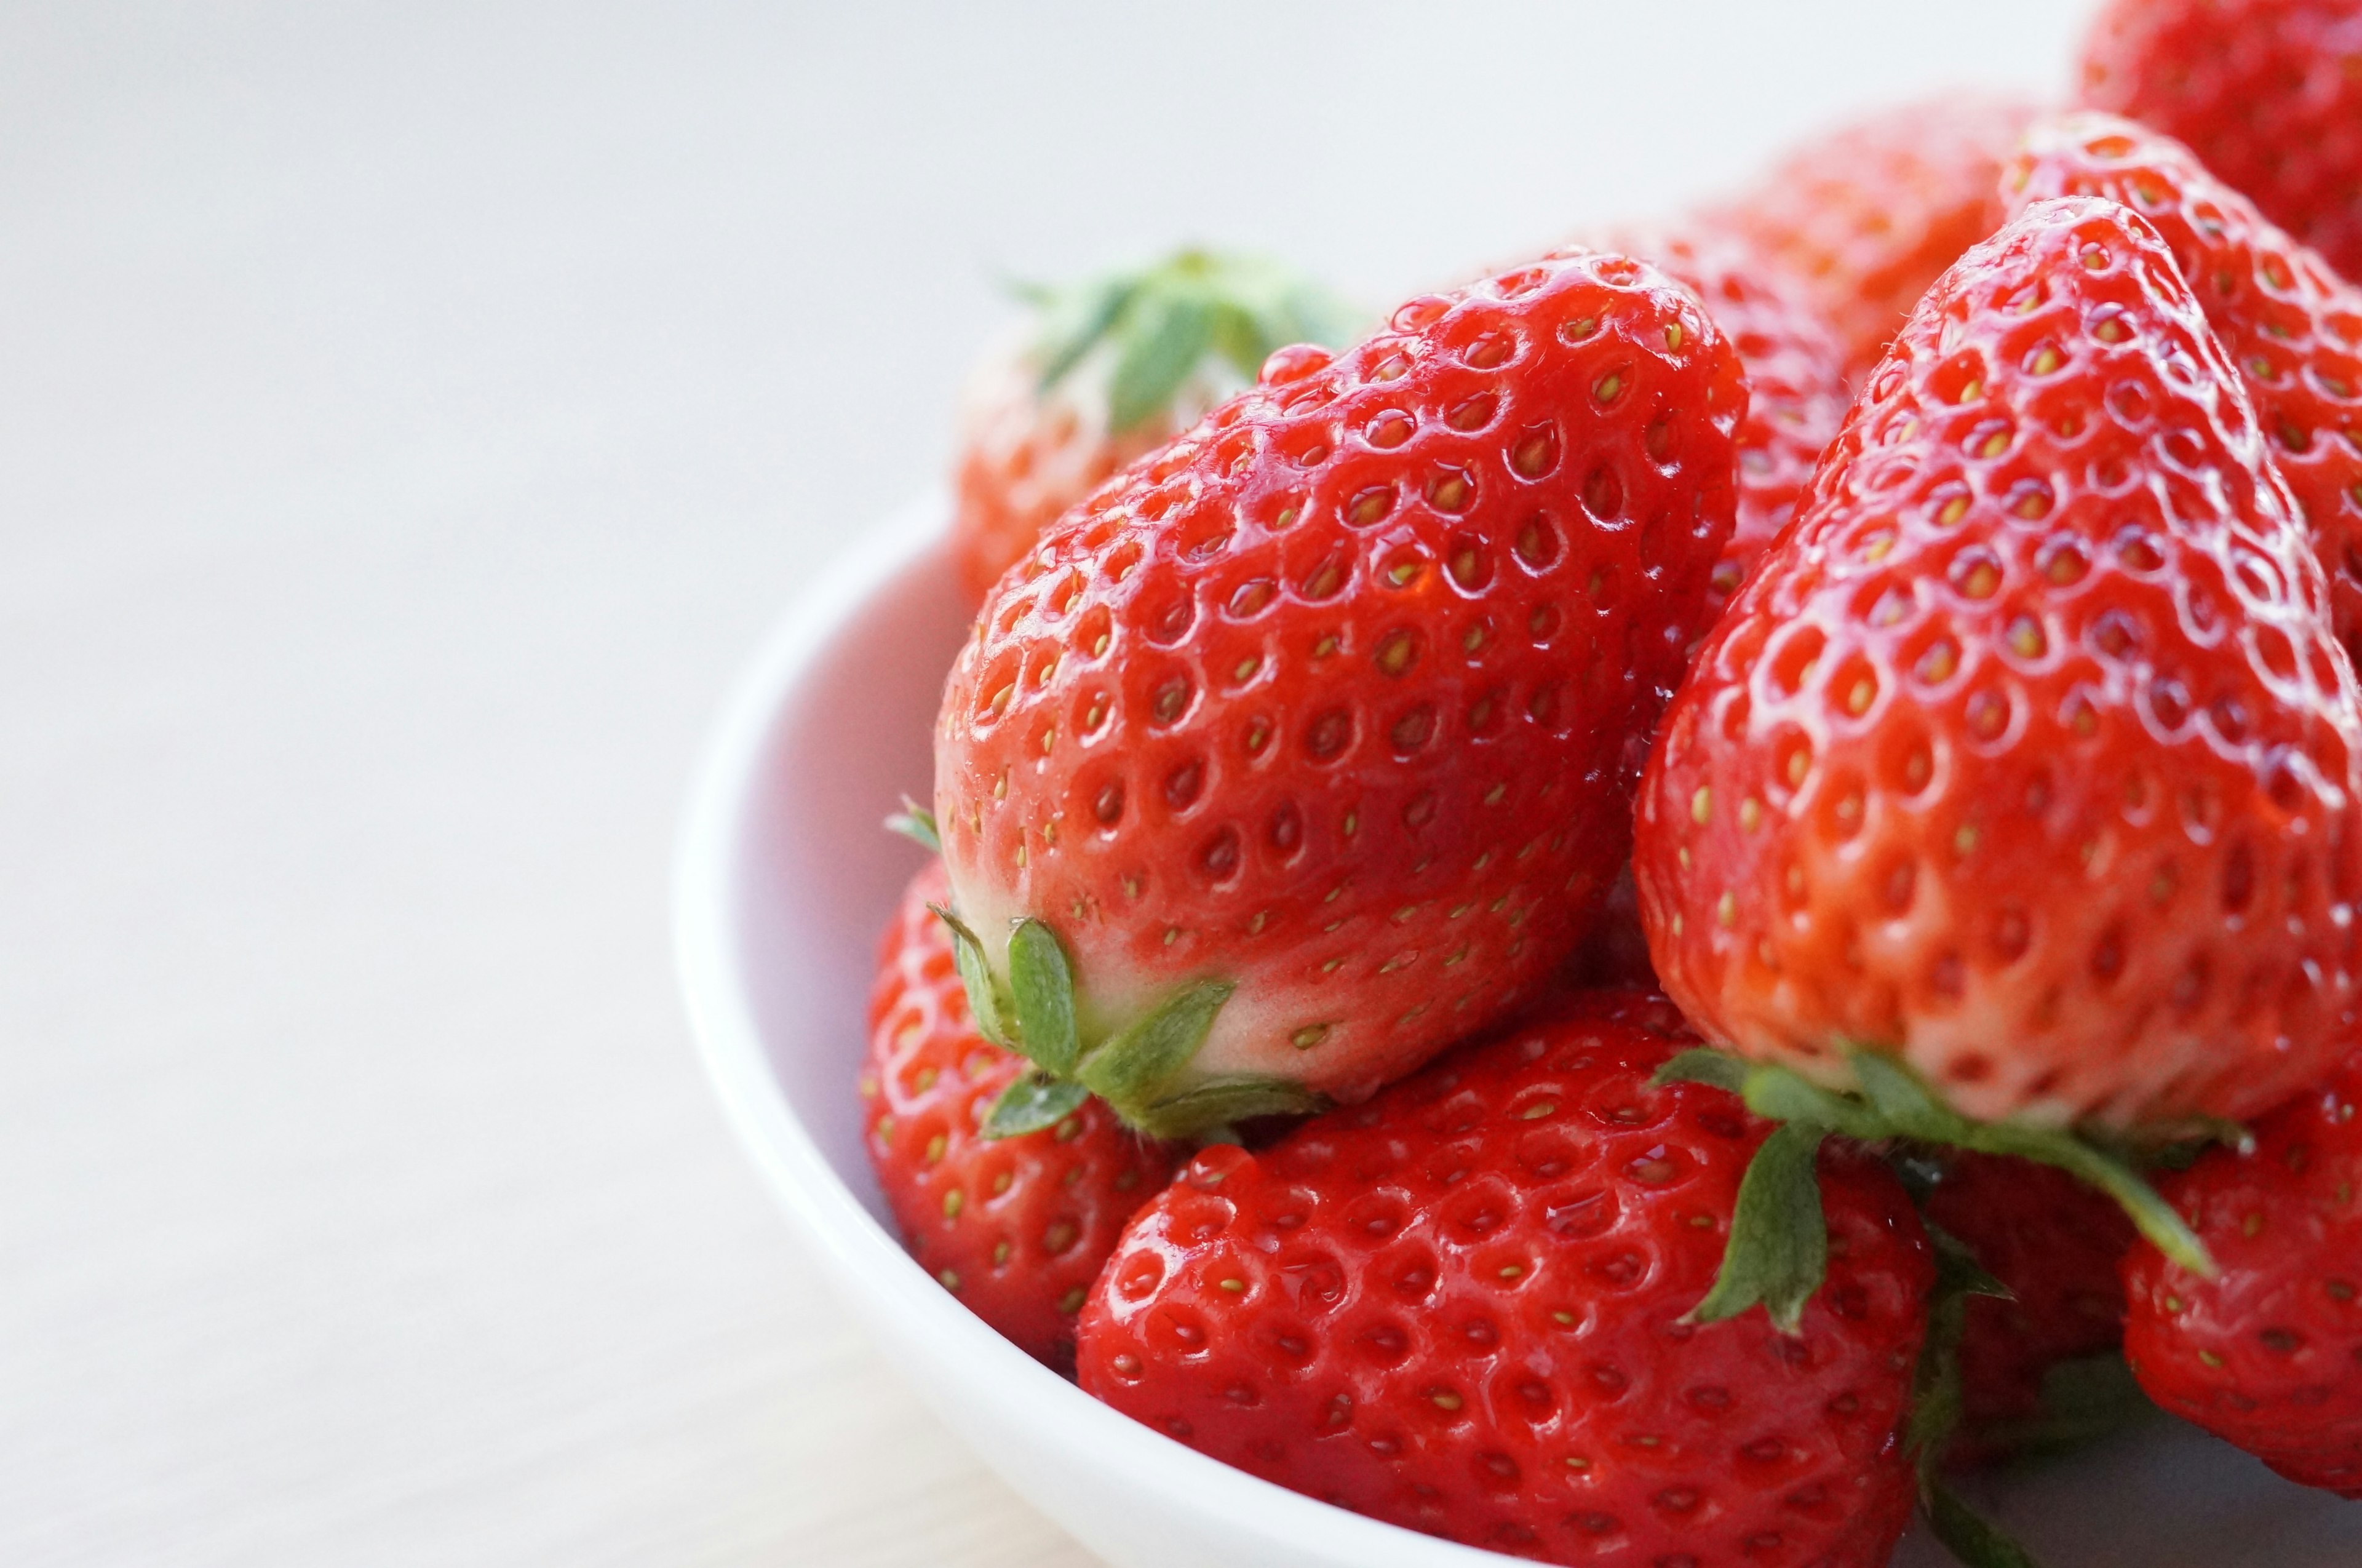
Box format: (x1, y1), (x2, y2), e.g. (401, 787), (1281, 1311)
(674, 496), (2362, 1568)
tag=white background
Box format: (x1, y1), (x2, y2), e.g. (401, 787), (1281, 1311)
(2, 4), (2111, 1564)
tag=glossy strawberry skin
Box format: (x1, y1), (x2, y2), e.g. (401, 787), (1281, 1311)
(860, 863), (1182, 1369)
(1923, 1153), (2135, 1456)
(2006, 111), (2362, 669)
(1637, 197), (2362, 1130)
(1706, 96), (2040, 379)
(2080, 0), (2362, 285)
(952, 344), (1192, 603)
(2123, 1057), (2362, 1496)
(936, 253), (1746, 1113)
(1602, 226), (1853, 614)
(1076, 990), (1931, 1567)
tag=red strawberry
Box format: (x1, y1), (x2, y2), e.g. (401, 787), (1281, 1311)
(1561, 864), (1658, 992)
(1636, 196), (2362, 1146)
(2004, 110), (2362, 670)
(1599, 226), (1853, 613)
(1920, 1152), (2137, 1459)
(952, 250), (1359, 602)
(2080, 0), (2362, 285)
(2122, 1055), (2362, 1497)
(860, 861), (1182, 1369)
(931, 250), (1747, 1139)
(1704, 95), (2042, 380)
(1076, 990), (1934, 1567)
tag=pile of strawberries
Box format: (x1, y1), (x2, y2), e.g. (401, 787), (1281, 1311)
(850, 3), (2362, 1564)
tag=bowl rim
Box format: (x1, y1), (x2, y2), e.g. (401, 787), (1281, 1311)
(670, 494), (1507, 1567)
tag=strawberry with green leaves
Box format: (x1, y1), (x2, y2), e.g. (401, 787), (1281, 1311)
(931, 250), (1747, 1141)
(861, 860), (1182, 1369)
(2123, 1054), (2362, 1497)
(1636, 197), (2362, 1265)
(2003, 110), (2362, 668)
(952, 249), (1359, 601)
(1076, 990), (1937, 1568)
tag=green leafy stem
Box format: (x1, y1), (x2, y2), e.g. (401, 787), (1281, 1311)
(1657, 1046), (2218, 1298)
(930, 903), (1323, 1142)
(1905, 1225), (2048, 1568)
(1019, 249), (1364, 434)
(886, 802), (1316, 1141)
(1645, 1047), (2229, 1568)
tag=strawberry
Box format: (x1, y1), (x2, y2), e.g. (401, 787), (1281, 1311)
(2122, 1055), (2362, 1497)
(1704, 95), (2042, 380)
(2080, 0), (2362, 285)
(859, 861), (1182, 1369)
(1599, 226), (1853, 613)
(1561, 864), (1659, 993)
(2004, 110), (2362, 669)
(1918, 1152), (2137, 1460)
(1075, 990), (1935, 1567)
(1637, 194), (2362, 1148)
(930, 250), (1748, 1139)
(952, 249), (1359, 602)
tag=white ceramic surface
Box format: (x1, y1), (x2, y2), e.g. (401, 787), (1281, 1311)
(674, 496), (2362, 1568)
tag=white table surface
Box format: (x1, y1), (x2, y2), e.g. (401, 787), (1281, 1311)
(2, 5), (2091, 1564)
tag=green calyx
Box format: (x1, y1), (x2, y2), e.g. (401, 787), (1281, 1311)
(1019, 248), (1362, 434)
(1684, 1120), (1832, 1334)
(932, 906), (1324, 1142)
(1654, 1044), (2211, 1568)
(1907, 1228), (2048, 1568)
(1656, 1046), (2220, 1279)
(885, 798), (940, 853)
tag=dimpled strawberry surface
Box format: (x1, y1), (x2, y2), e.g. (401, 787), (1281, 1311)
(2123, 1055), (2362, 1497)
(1599, 225), (1854, 616)
(1706, 95), (2040, 379)
(934, 251), (1746, 1128)
(2005, 110), (2362, 671)
(1076, 991), (1933, 1567)
(1638, 197), (2362, 1130)
(2081, 0), (2362, 285)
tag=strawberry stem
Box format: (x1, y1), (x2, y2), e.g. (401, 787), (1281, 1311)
(1657, 1048), (2216, 1276)
(1923, 1480), (2046, 1568)
(1908, 1225), (2046, 1568)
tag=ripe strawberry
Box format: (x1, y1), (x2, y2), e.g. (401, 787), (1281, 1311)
(1636, 196), (2362, 1145)
(1919, 1152), (2137, 1459)
(2004, 111), (2362, 670)
(1560, 864), (1658, 992)
(931, 250), (1747, 1139)
(952, 250), (1359, 602)
(860, 861), (1182, 1369)
(2080, 0), (2362, 285)
(1599, 225), (1853, 613)
(2122, 1055), (2362, 1497)
(1704, 95), (2041, 380)
(1076, 990), (1934, 1567)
